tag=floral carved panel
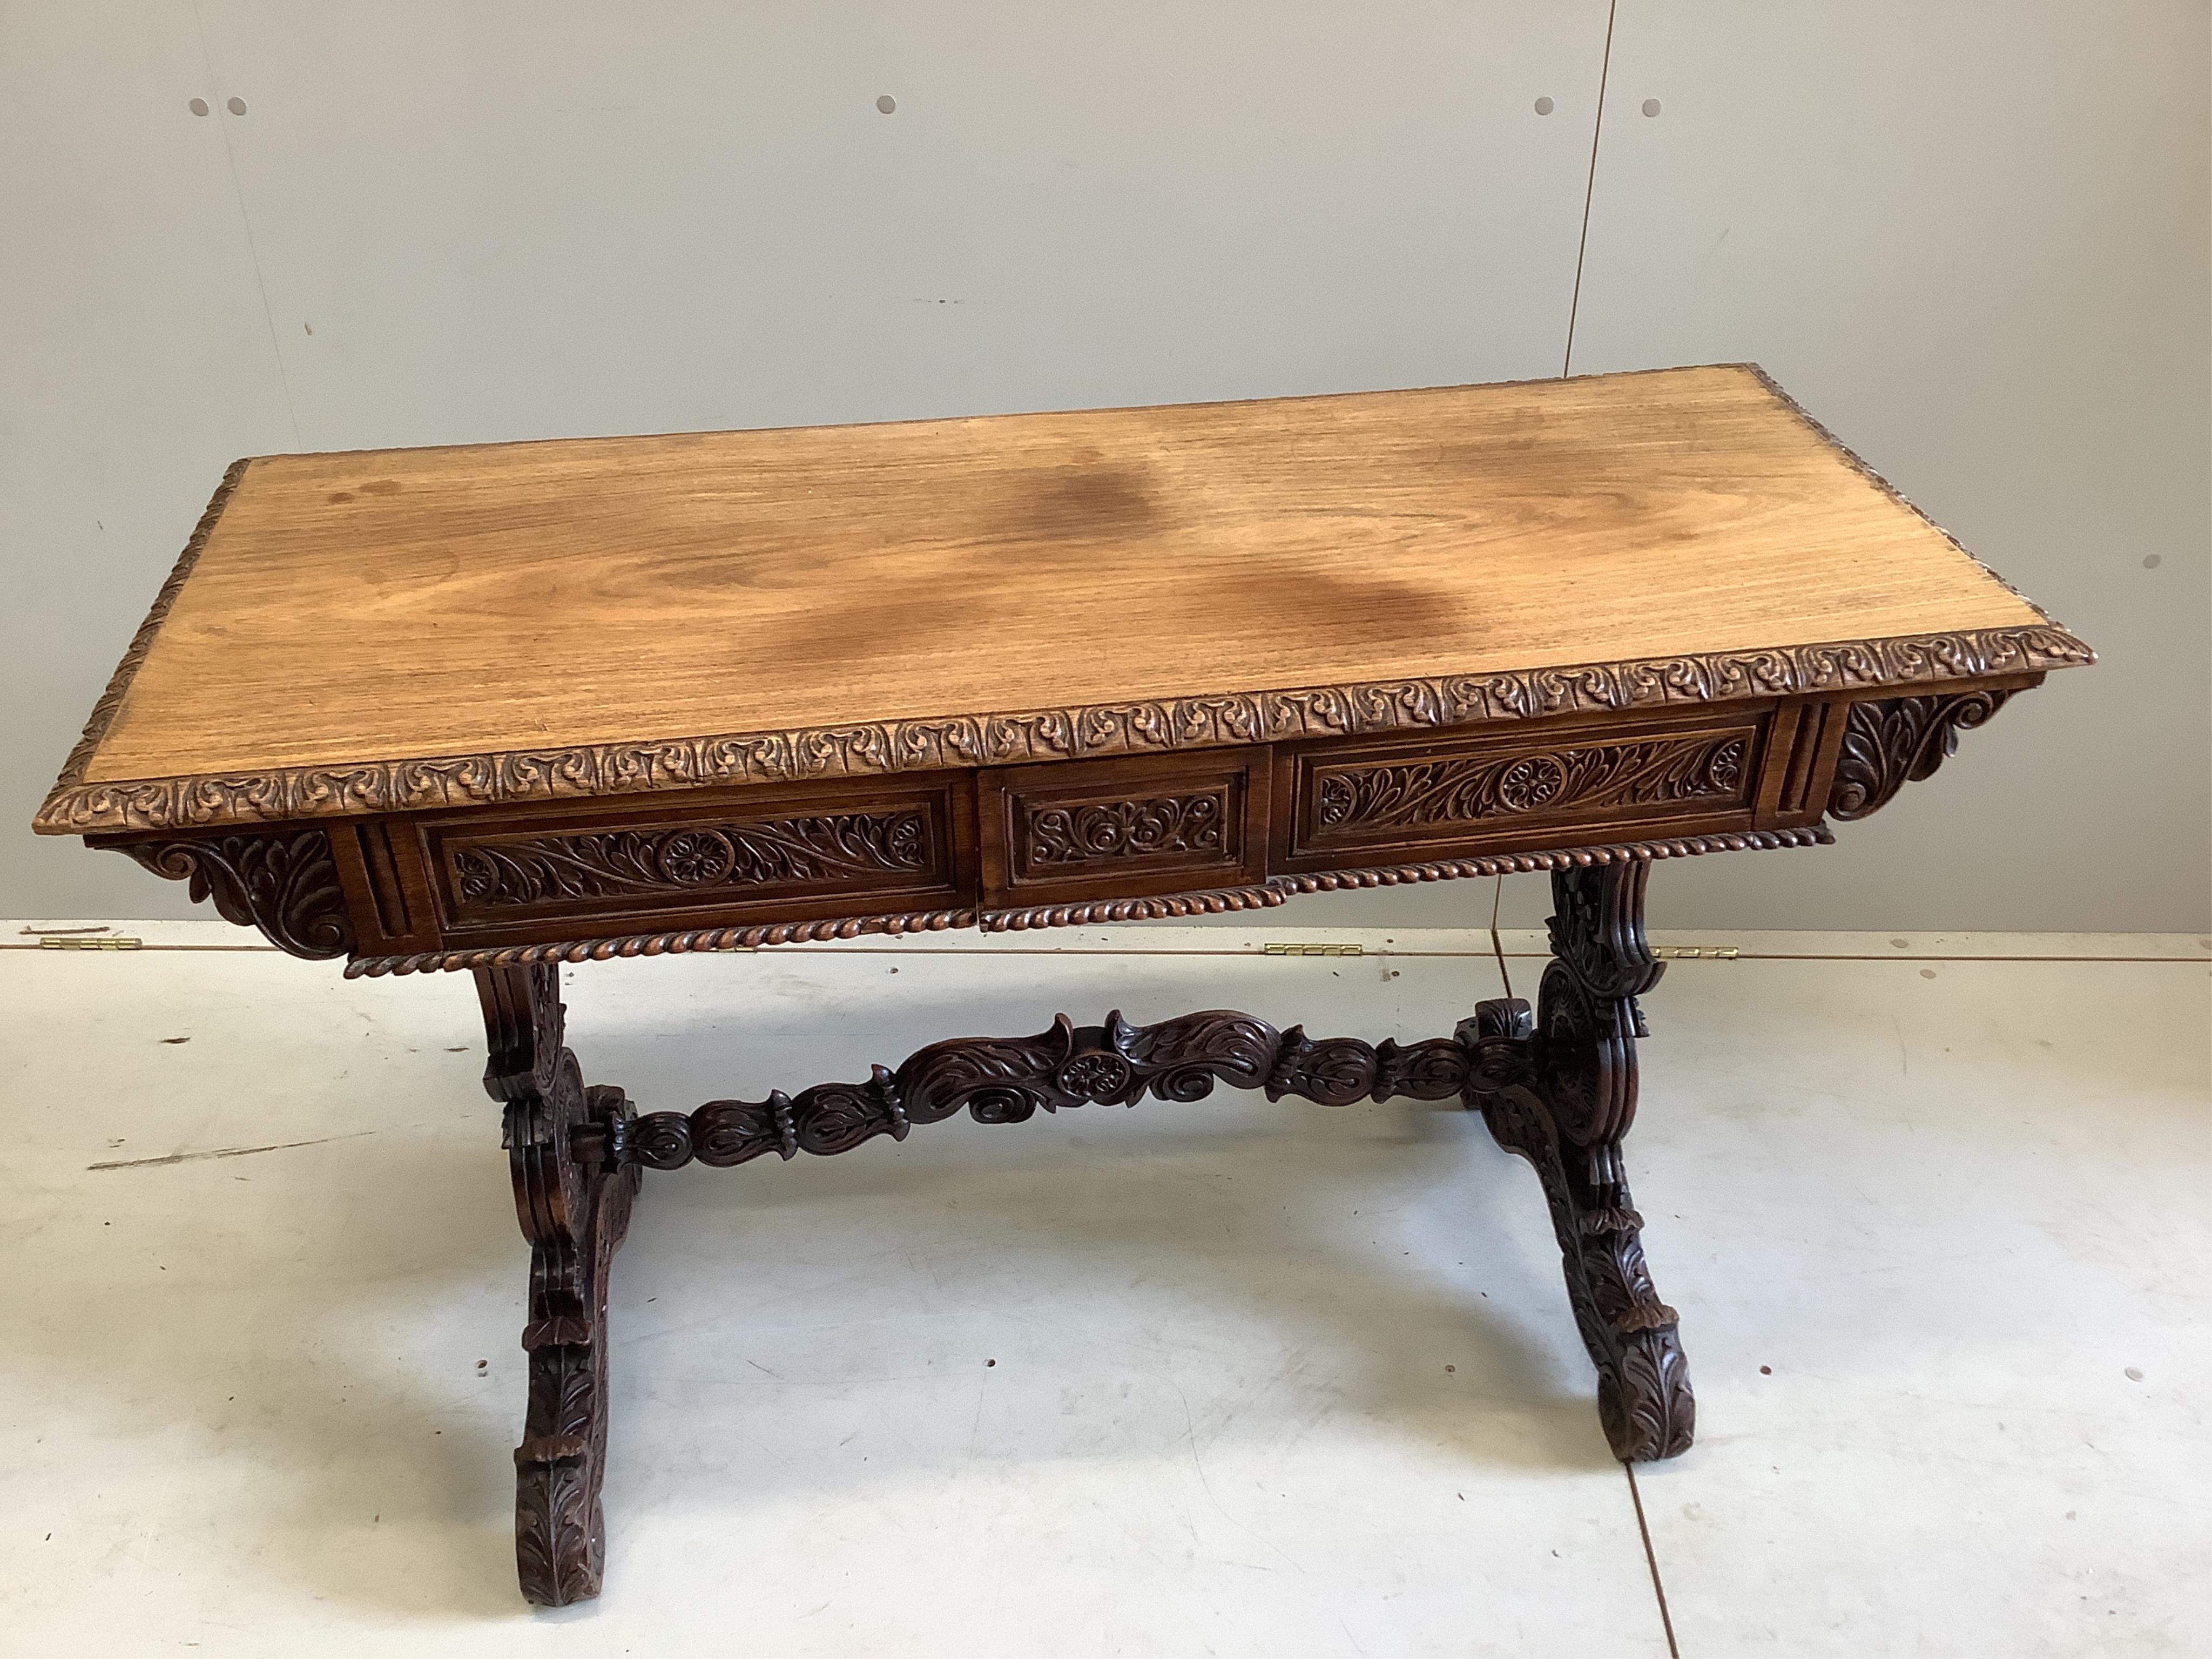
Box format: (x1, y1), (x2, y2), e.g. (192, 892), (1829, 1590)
(1019, 791), (1231, 873)
(444, 810), (939, 917)
(1299, 726), (1755, 852)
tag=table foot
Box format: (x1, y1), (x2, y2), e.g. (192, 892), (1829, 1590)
(478, 963), (639, 1606)
(1462, 864), (1695, 1461)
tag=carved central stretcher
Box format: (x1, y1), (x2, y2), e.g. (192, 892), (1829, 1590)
(33, 365), (2090, 1605)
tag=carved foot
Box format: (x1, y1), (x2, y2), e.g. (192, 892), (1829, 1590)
(1461, 865), (1695, 1461)
(479, 964), (639, 1606)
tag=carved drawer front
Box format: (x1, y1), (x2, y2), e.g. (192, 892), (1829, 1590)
(423, 776), (975, 941)
(1276, 712), (1769, 869)
(978, 748), (1270, 908)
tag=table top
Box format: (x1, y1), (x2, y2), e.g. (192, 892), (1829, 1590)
(38, 363), (2089, 836)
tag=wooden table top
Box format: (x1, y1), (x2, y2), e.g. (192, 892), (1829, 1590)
(38, 363), (2089, 836)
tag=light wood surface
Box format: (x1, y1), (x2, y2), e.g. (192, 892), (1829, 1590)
(82, 364), (2048, 786)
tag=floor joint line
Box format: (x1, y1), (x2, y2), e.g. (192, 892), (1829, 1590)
(1624, 1460), (1681, 1658)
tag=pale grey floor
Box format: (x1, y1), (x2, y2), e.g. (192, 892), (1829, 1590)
(3, 924), (2206, 1656)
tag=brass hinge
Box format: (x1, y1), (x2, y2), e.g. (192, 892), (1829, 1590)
(1262, 942), (1364, 957)
(38, 935), (144, 950)
(1653, 945), (1739, 961)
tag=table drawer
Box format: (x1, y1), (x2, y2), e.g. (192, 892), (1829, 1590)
(978, 749), (1270, 909)
(1273, 711), (1769, 872)
(418, 775), (977, 943)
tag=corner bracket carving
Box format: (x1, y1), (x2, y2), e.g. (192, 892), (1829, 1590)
(1827, 691), (2013, 821)
(118, 829), (355, 959)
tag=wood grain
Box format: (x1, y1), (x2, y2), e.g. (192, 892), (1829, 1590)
(75, 365), (2056, 793)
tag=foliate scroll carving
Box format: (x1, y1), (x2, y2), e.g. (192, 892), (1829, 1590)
(1314, 732), (1748, 833)
(620, 1009), (1474, 1172)
(38, 625), (2090, 833)
(479, 962), (639, 1607)
(1023, 792), (1226, 868)
(450, 811), (931, 908)
(121, 830), (354, 959)
(1460, 861), (1694, 1462)
(1827, 691), (2013, 821)
(1545, 862), (1664, 1009)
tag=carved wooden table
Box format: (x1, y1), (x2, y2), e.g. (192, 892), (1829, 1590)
(36, 365), (2090, 1605)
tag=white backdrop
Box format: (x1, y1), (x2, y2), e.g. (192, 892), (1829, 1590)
(5, 1), (2206, 929)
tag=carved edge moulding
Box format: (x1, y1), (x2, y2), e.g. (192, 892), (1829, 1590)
(36, 629), (2090, 835)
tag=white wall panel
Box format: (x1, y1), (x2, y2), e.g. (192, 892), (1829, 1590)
(190, 3), (1609, 448)
(2, 2), (299, 919)
(1566, 0), (2210, 930)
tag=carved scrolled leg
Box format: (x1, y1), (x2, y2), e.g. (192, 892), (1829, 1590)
(478, 962), (639, 1607)
(1461, 863), (1695, 1462)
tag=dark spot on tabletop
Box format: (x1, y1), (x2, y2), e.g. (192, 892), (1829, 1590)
(1009, 461), (1164, 543)
(160, 1036), (190, 1045)
(326, 491), (353, 504)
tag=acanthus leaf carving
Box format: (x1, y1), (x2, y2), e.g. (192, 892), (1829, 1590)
(1313, 730), (1749, 834)
(120, 828), (354, 959)
(620, 1006), (1473, 1173)
(1827, 691), (2013, 821)
(1461, 861), (1694, 1462)
(450, 810), (932, 908)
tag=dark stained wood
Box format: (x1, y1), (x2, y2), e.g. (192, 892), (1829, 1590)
(479, 961), (638, 1607)
(1464, 862), (1693, 1461)
(621, 1008), (1474, 1172)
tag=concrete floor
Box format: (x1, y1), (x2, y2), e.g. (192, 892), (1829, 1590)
(2, 922), (2206, 1657)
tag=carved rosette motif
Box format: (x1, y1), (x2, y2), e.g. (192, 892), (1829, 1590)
(1827, 691), (2012, 821)
(1023, 792), (1226, 868)
(37, 625), (2091, 834)
(1460, 864), (1694, 1462)
(1315, 731), (1748, 833)
(121, 830), (354, 958)
(451, 811), (930, 908)
(618, 1009), (1473, 1172)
